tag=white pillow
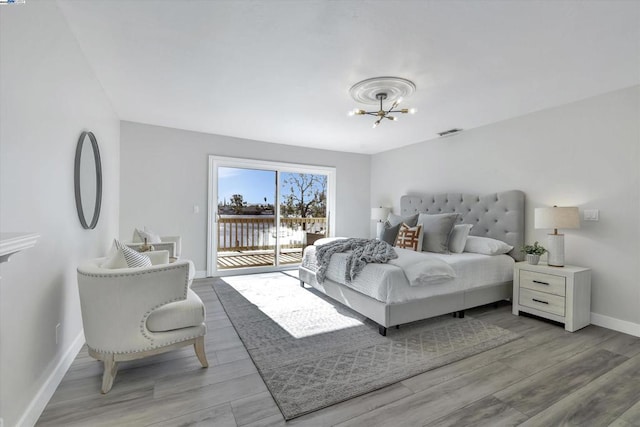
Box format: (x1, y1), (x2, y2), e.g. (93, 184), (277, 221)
(101, 239), (152, 268)
(464, 236), (513, 255)
(101, 242), (128, 269)
(449, 224), (473, 253)
(136, 227), (162, 244)
(314, 237), (347, 246)
(404, 259), (457, 286)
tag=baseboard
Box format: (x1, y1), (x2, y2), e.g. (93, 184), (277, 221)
(17, 330), (85, 427)
(591, 312), (640, 337)
(195, 270), (206, 279)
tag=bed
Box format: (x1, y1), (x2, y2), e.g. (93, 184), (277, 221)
(298, 190), (525, 335)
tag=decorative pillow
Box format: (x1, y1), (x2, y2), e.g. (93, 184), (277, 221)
(394, 223), (423, 251)
(416, 213), (460, 253)
(132, 228), (144, 243)
(101, 239), (152, 268)
(119, 243), (152, 267)
(386, 213), (419, 228)
(380, 222), (402, 245)
(381, 213), (418, 243)
(136, 227), (162, 244)
(464, 236), (513, 255)
(449, 224), (473, 253)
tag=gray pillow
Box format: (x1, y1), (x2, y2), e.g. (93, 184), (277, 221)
(381, 213), (419, 244)
(417, 213), (460, 253)
(380, 222), (402, 245)
(449, 224), (473, 253)
(387, 213), (419, 228)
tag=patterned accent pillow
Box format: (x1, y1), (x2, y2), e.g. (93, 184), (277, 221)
(115, 240), (152, 268)
(394, 223), (424, 251)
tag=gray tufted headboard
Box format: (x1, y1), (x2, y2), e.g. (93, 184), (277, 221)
(400, 190), (525, 261)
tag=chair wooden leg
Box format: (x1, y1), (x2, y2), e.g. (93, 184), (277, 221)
(101, 354), (118, 394)
(194, 336), (209, 368)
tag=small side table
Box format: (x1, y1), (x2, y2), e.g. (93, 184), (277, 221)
(513, 262), (591, 332)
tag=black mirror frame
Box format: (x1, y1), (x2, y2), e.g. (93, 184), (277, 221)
(74, 131), (102, 229)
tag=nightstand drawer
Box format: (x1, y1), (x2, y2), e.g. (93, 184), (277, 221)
(519, 288), (565, 316)
(520, 270), (566, 296)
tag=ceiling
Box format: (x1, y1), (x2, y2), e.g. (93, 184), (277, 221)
(57, 0), (640, 155)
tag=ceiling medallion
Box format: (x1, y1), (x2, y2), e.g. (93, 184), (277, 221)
(348, 77), (417, 128)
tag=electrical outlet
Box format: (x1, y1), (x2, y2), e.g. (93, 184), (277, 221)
(583, 209), (599, 221)
(55, 323), (61, 345)
(193, 204), (200, 214)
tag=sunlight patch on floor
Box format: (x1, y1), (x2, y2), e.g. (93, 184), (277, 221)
(222, 272), (364, 338)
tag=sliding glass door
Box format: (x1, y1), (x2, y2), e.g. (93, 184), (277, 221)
(216, 166), (277, 270)
(208, 156), (335, 276)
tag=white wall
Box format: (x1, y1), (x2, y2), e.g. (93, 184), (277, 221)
(371, 86), (640, 331)
(120, 121), (370, 273)
(0, 3), (120, 426)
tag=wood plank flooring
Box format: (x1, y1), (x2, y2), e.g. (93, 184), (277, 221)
(37, 275), (640, 426)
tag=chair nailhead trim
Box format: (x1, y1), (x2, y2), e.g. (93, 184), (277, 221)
(90, 332), (206, 355)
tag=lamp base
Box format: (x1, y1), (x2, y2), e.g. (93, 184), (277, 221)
(547, 233), (565, 267)
(375, 222), (385, 240)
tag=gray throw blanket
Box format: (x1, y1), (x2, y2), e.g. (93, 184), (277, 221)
(315, 238), (398, 284)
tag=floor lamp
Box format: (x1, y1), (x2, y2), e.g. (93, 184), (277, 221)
(534, 206), (580, 267)
(371, 207), (390, 239)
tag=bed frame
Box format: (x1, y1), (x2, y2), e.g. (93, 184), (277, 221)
(298, 190), (525, 335)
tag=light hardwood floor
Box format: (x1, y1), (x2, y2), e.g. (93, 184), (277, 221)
(37, 276), (640, 426)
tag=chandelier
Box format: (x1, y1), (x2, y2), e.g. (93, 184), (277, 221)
(348, 77), (417, 128)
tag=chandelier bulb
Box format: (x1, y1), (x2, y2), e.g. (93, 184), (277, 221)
(409, 108), (417, 114)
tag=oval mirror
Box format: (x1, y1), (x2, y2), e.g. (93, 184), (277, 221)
(74, 131), (102, 229)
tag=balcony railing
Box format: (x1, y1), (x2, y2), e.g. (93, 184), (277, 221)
(217, 216), (326, 252)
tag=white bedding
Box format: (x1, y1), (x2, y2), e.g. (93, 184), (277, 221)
(301, 246), (514, 304)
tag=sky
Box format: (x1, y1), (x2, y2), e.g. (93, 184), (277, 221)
(218, 167), (276, 205)
(217, 167), (326, 205)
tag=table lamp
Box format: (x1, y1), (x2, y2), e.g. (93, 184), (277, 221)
(534, 206), (580, 267)
(371, 207), (391, 239)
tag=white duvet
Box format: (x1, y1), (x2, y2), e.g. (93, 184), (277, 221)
(301, 245), (514, 304)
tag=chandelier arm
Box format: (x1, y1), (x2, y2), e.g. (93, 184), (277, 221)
(386, 101), (398, 115)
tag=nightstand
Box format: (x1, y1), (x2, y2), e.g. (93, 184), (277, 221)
(513, 262), (591, 332)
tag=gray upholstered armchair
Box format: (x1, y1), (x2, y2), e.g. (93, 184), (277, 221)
(77, 252), (207, 393)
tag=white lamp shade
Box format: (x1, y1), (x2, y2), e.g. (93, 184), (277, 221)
(534, 207), (580, 230)
(371, 207), (390, 222)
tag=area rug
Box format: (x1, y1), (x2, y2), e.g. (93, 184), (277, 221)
(212, 273), (519, 420)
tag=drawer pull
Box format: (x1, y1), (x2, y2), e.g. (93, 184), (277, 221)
(533, 280), (550, 286)
(532, 298), (549, 305)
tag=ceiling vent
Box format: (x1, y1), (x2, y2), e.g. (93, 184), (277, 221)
(437, 128), (463, 137)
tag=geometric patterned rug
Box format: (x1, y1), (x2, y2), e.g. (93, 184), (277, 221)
(213, 272), (520, 420)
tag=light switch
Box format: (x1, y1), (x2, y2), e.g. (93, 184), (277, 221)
(583, 209), (599, 221)
(193, 205), (200, 214)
